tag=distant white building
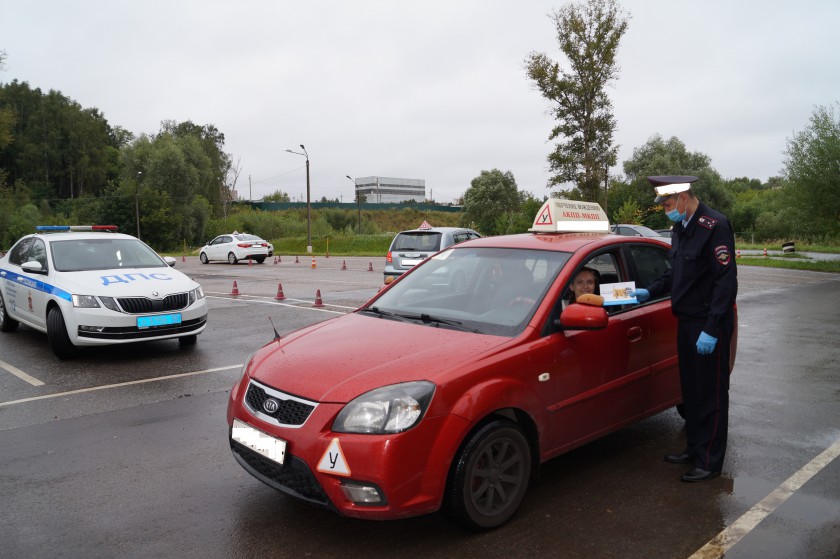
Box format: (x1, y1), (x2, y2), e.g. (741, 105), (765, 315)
(353, 176), (425, 203)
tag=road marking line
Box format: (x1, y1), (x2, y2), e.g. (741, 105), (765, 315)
(0, 358), (45, 386)
(688, 435), (840, 559)
(205, 294), (346, 314)
(0, 364), (242, 408)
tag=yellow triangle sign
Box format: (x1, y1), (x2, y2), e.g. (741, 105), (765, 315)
(316, 438), (351, 477)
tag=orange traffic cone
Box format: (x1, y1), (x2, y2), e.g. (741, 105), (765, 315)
(341, 260), (347, 271)
(311, 257), (316, 269)
(737, 249), (741, 258)
(295, 255), (300, 264)
(763, 247), (768, 257)
(368, 261), (374, 272)
(182, 254), (186, 262)
(273, 256), (278, 265)
(313, 289), (324, 308)
(274, 282), (286, 300)
(230, 281), (240, 296)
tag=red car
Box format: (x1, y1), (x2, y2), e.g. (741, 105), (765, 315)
(227, 200), (728, 530)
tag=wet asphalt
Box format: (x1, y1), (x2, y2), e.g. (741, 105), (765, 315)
(1, 257), (838, 559)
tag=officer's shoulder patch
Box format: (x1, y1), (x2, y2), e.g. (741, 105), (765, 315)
(715, 245), (731, 266)
(698, 215), (717, 230)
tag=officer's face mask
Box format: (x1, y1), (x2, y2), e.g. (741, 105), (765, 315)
(665, 195), (686, 222)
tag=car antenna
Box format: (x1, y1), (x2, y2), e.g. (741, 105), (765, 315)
(268, 316), (281, 341)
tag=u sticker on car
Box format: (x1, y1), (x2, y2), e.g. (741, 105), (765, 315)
(316, 438), (351, 477)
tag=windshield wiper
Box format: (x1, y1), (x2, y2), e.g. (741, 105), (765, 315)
(360, 306), (416, 323)
(418, 313), (477, 333)
(362, 307), (476, 332)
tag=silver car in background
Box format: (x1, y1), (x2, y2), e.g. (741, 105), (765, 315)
(384, 226), (481, 283)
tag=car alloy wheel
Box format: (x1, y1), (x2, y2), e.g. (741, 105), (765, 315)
(228, 252), (238, 265)
(199, 252), (209, 264)
(444, 419), (531, 530)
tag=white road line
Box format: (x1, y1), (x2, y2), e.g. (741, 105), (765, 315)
(0, 364), (242, 408)
(205, 294), (347, 314)
(0, 358), (45, 387)
(688, 436), (840, 559)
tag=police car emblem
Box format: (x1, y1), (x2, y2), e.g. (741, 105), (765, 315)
(715, 245), (730, 265)
(263, 398), (280, 414)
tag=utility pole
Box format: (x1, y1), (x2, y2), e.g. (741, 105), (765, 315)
(249, 175), (252, 202)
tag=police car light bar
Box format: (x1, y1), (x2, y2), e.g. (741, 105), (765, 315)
(36, 225), (119, 232)
(529, 199), (610, 233)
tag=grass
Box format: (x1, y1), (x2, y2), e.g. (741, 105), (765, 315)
(737, 257), (840, 273)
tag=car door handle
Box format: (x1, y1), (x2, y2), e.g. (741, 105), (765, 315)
(626, 326), (643, 342)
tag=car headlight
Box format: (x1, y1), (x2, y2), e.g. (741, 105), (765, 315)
(333, 381), (435, 434)
(189, 286), (205, 305)
(72, 294), (100, 308)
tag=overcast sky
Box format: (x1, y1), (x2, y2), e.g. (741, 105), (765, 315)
(3, 0), (838, 204)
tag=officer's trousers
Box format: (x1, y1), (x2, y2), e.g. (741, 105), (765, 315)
(677, 312), (734, 473)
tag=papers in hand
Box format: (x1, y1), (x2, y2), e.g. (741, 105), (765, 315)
(600, 281), (638, 306)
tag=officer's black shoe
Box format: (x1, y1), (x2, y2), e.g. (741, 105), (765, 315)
(664, 451), (693, 464)
(681, 468), (720, 482)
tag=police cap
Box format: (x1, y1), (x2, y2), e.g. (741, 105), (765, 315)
(649, 175), (699, 203)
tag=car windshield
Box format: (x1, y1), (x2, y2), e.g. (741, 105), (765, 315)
(51, 238), (167, 272)
(392, 232), (442, 252)
(365, 247), (571, 337)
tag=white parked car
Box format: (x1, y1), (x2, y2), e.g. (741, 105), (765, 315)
(0, 226), (208, 359)
(199, 233), (270, 264)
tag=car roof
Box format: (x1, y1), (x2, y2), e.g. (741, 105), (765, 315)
(453, 231), (669, 252)
(31, 232), (139, 242)
(396, 227), (476, 234)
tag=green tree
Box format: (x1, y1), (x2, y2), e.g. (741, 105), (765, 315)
(525, 0), (628, 201)
(461, 169), (521, 235)
(618, 134), (728, 229)
(783, 103), (840, 238)
(263, 189), (290, 202)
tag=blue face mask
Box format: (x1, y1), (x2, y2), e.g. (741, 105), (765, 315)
(666, 196), (686, 222)
(666, 208), (686, 222)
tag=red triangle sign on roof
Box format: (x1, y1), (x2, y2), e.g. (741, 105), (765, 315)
(418, 221), (432, 230)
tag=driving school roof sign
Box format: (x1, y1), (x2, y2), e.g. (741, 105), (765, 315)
(529, 199), (610, 233)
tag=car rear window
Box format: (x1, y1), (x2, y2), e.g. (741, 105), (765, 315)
(392, 232), (442, 252)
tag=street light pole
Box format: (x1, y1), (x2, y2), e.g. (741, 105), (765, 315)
(346, 175), (361, 234)
(285, 145), (312, 253)
(135, 171), (142, 239)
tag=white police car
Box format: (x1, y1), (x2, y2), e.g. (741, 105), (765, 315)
(0, 226), (208, 359)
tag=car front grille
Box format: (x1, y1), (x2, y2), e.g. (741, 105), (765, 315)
(244, 381), (316, 427)
(230, 440), (330, 507)
(76, 315), (207, 339)
(117, 293), (189, 314)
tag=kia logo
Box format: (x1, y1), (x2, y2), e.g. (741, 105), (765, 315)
(263, 398), (280, 414)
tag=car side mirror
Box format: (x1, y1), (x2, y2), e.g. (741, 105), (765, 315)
(163, 256), (177, 267)
(21, 260), (46, 275)
(558, 303), (608, 330)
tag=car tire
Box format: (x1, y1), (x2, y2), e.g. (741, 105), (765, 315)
(255, 256), (266, 264)
(443, 419), (531, 531)
(0, 292), (20, 332)
(47, 306), (77, 359)
(227, 252), (238, 265)
(199, 252), (209, 264)
(179, 334), (198, 346)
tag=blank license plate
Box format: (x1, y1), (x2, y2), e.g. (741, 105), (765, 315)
(137, 313), (182, 329)
(232, 419), (286, 465)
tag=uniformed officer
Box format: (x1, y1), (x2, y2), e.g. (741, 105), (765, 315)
(631, 176), (738, 482)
